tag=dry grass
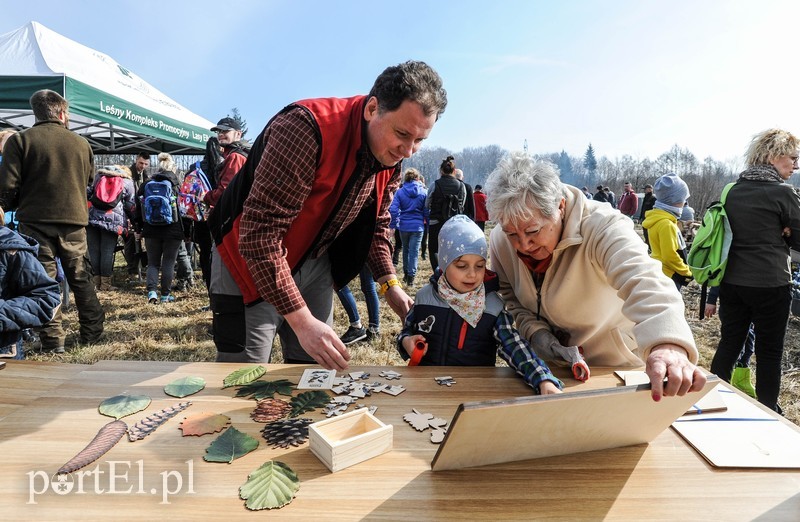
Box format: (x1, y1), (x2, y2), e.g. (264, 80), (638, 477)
(25, 228), (799, 426)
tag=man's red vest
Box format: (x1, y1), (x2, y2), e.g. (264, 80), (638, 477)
(209, 95), (395, 305)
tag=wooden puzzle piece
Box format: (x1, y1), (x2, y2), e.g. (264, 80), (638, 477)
(435, 376), (456, 386)
(383, 385), (406, 396)
(430, 428), (447, 444)
(404, 409), (434, 431)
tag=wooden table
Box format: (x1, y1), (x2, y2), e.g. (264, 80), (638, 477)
(1, 360), (798, 520)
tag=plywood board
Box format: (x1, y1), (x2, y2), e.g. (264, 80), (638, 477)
(431, 376), (718, 471)
(672, 388), (800, 468)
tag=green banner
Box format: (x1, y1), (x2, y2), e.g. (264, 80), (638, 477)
(65, 77), (211, 151)
(0, 76), (64, 109)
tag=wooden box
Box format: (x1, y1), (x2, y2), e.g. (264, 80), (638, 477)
(309, 408), (393, 472)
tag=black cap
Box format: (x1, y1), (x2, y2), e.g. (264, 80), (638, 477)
(210, 117), (241, 132)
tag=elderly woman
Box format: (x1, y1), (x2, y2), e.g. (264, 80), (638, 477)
(710, 129), (800, 414)
(486, 152), (706, 400)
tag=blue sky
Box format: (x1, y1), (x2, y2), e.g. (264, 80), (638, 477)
(3, 0), (800, 163)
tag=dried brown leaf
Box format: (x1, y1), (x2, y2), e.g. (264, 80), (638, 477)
(180, 412), (231, 437)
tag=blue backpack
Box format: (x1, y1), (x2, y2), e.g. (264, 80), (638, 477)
(141, 179), (175, 225)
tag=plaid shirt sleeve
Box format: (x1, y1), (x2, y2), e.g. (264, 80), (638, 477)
(366, 167), (401, 281)
(495, 310), (563, 393)
(238, 109), (319, 315)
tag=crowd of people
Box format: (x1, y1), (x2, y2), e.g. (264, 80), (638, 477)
(1, 62), (798, 412)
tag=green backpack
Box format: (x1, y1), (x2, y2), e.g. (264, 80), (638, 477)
(687, 182), (735, 286)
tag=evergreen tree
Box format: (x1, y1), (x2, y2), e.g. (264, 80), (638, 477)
(583, 143), (597, 175)
(228, 107), (248, 139)
(557, 150), (574, 182)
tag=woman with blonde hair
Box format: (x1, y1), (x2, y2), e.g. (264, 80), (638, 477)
(134, 152), (183, 303)
(710, 129), (800, 413)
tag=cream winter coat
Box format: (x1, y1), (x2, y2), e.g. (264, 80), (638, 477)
(489, 185), (698, 367)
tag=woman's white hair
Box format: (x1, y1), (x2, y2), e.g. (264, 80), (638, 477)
(158, 152), (176, 173)
(485, 151), (565, 227)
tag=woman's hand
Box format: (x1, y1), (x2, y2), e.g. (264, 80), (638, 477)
(646, 344), (707, 401)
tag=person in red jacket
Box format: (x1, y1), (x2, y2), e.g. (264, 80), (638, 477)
(209, 61), (447, 369)
(473, 184), (489, 230)
(617, 181), (639, 219)
(203, 117), (248, 208)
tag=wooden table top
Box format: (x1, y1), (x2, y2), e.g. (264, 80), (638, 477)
(1, 360), (798, 520)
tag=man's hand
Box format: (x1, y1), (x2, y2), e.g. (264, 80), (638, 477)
(646, 344), (707, 402)
(284, 307), (350, 371)
(704, 303), (717, 319)
(384, 284), (413, 320)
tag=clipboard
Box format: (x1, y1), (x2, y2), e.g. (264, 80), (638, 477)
(431, 375), (718, 471)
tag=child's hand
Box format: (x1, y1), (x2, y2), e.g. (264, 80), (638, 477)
(539, 380), (562, 395)
(402, 335), (427, 357)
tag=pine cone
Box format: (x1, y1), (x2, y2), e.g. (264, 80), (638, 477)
(251, 398), (291, 423)
(261, 418), (313, 448)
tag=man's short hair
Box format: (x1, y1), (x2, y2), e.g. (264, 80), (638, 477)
(596, 185), (603, 191)
(30, 90), (68, 122)
(368, 61), (447, 119)
(136, 152), (151, 160)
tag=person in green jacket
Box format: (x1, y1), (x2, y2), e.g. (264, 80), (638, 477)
(0, 89), (104, 353)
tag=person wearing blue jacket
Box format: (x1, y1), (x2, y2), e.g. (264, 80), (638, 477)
(0, 208), (61, 357)
(389, 168), (428, 286)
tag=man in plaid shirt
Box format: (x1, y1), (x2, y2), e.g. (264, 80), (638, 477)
(210, 61), (447, 369)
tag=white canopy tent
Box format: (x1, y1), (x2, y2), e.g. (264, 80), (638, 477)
(0, 21), (214, 154)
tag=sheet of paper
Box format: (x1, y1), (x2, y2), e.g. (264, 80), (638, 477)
(672, 388), (800, 468)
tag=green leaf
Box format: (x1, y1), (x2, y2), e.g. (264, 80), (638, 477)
(239, 461), (300, 510)
(164, 376), (206, 398)
(235, 379), (294, 400)
(288, 390), (330, 418)
(223, 366), (267, 388)
(98, 395), (151, 420)
(204, 427), (259, 463)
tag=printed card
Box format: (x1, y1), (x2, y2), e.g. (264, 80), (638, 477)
(297, 368), (337, 390)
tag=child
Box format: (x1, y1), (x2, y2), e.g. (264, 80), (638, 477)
(642, 172), (693, 290)
(397, 215), (562, 394)
(0, 206), (61, 358)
